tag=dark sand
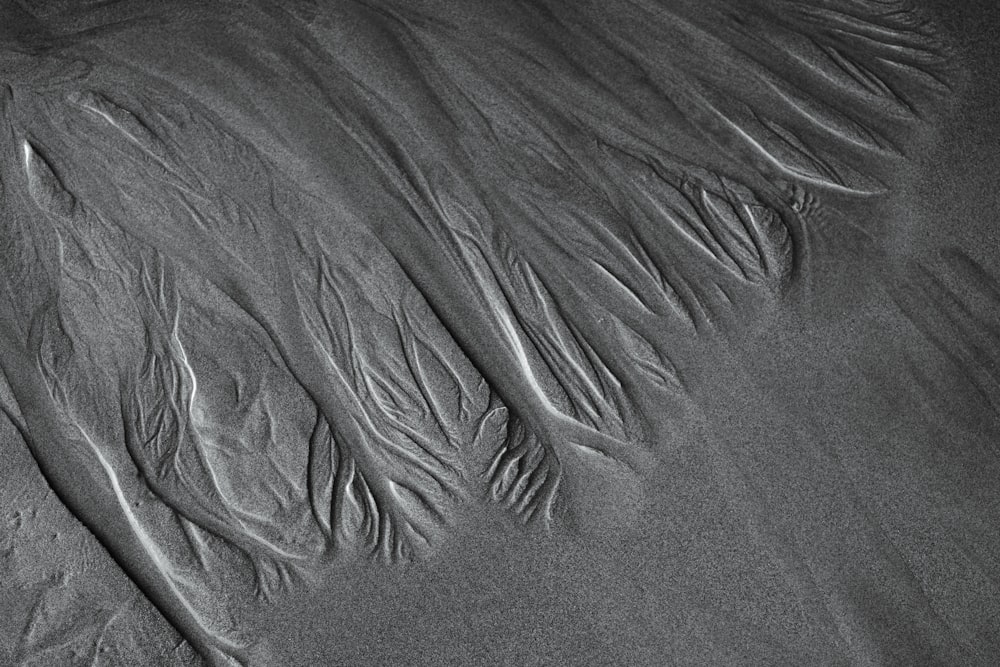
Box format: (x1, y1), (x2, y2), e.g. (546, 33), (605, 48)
(2, 1), (1000, 664)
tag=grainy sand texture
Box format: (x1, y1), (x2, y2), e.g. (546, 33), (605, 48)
(2, 0), (1000, 664)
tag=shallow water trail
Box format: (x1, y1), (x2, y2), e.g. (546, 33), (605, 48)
(0, 313), (250, 667)
(0, 83), (263, 665)
(73, 107), (454, 559)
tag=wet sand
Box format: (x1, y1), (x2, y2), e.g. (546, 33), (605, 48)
(2, 1), (1000, 664)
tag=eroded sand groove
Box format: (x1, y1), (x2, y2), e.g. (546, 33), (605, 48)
(0, 0), (957, 663)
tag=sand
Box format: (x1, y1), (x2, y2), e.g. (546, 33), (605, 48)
(1, 0), (999, 664)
